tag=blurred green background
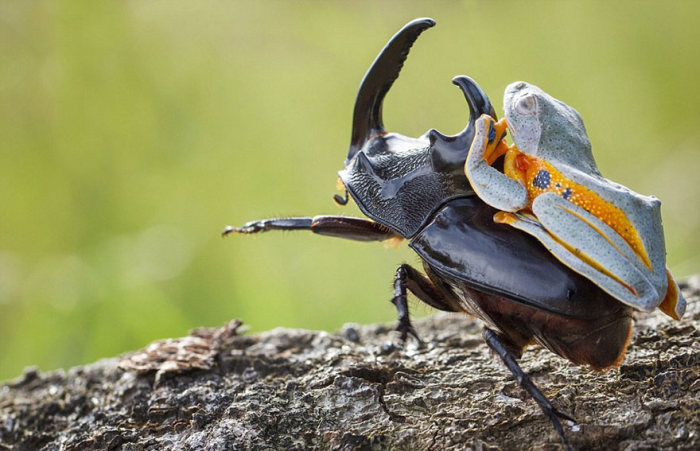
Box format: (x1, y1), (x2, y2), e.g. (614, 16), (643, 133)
(1, 0), (699, 381)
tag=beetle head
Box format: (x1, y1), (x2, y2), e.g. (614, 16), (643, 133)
(339, 76), (496, 238)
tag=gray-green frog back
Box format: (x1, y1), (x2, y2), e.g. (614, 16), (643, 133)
(494, 82), (683, 317)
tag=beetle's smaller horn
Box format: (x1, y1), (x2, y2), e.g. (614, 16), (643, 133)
(452, 76), (496, 124)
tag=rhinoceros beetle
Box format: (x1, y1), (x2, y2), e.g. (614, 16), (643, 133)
(224, 18), (638, 448)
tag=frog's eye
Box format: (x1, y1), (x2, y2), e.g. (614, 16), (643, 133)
(515, 94), (537, 115)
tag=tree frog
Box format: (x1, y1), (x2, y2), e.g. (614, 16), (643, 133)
(465, 81), (685, 320)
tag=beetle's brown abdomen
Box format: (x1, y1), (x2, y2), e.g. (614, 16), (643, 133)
(439, 273), (634, 370)
(411, 197), (637, 370)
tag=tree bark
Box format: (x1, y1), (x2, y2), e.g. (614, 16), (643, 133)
(1, 277), (699, 450)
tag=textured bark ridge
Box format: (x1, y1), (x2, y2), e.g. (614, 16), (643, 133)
(1, 278), (699, 450)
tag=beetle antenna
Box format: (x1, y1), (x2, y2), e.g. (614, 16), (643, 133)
(333, 190), (349, 206)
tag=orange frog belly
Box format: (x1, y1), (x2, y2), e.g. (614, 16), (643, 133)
(503, 148), (651, 270)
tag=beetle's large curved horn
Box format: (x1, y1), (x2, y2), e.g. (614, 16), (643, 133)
(346, 18), (436, 163)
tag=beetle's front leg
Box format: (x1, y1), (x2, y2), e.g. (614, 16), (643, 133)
(483, 328), (575, 450)
(223, 216), (400, 242)
(391, 264), (458, 343)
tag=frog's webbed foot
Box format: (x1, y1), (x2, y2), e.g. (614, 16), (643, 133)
(658, 267), (687, 320)
(495, 192), (665, 311)
(482, 118), (510, 165)
(466, 115), (528, 212)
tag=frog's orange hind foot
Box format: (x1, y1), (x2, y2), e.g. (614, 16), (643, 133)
(658, 268), (686, 320)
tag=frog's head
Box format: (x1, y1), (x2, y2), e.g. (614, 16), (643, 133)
(504, 81), (599, 175)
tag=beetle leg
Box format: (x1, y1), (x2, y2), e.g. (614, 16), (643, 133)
(223, 216), (400, 242)
(483, 328), (574, 450)
(223, 218), (313, 235)
(391, 264), (459, 343)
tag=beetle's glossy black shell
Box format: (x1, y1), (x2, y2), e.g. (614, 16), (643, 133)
(410, 197), (619, 319)
(338, 18), (496, 238)
(337, 18), (634, 369)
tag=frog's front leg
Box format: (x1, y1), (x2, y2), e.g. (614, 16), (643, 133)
(465, 115), (528, 212)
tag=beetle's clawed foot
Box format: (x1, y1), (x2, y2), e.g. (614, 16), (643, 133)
(222, 223), (260, 237)
(395, 318), (423, 345)
(542, 405), (576, 450)
(222, 226), (236, 237)
(553, 406), (576, 424)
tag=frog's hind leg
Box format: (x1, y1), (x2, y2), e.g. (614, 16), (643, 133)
(483, 328), (574, 450)
(496, 192), (662, 311)
(658, 267), (686, 320)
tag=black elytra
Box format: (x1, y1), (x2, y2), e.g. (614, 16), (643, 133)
(225, 18), (635, 450)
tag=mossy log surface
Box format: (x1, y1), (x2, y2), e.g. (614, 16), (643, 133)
(1, 277), (699, 450)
